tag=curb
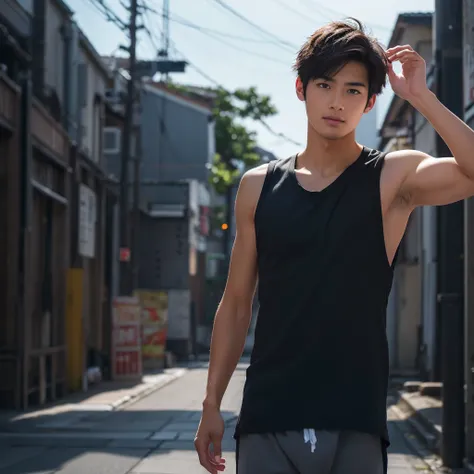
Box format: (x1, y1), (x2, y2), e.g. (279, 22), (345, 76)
(0, 368), (189, 433)
(109, 368), (188, 411)
(389, 404), (445, 473)
(397, 391), (441, 453)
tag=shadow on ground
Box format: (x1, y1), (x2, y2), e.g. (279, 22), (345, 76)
(0, 364), (437, 474)
(0, 408), (237, 474)
(0, 408), (435, 474)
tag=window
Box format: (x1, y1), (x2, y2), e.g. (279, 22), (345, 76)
(103, 127), (121, 154)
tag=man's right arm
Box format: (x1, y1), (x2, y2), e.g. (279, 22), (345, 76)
(204, 165), (266, 409)
(194, 164), (267, 473)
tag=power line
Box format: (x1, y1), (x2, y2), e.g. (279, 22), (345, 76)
(88, 0), (303, 148)
(210, 0), (298, 53)
(140, 2), (290, 64)
(85, 0), (127, 30)
(141, 5), (161, 52)
(298, 0), (392, 33)
(173, 22), (290, 65)
(167, 40), (302, 147)
(140, 1), (278, 44)
(272, 0), (323, 24)
(170, 13), (289, 44)
(201, 31), (289, 65)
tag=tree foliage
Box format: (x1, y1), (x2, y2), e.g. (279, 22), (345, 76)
(210, 87), (277, 194)
(166, 82), (277, 194)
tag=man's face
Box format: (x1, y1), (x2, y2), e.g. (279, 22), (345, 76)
(296, 61), (376, 140)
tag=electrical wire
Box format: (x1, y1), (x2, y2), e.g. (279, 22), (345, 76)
(171, 21), (290, 65)
(140, 2), (283, 44)
(298, 0), (393, 33)
(272, 0), (323, 25)
(170, 13), (290, 45)
(85, 0), (127, 31)
(209, 0), (299, 53)
(140, 2), (291, 64)
(169, 40), (302, 147)
(90, 0), (303, 148)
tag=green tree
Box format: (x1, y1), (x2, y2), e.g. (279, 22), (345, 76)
(210, 87), (277, 194)
(166, 82), (277, 258)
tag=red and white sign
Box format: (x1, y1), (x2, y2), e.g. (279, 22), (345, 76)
(112, 296), (142, 380)
(119, 247), (131, 262)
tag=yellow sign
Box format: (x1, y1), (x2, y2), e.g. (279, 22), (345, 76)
(134, 290), (168, 363)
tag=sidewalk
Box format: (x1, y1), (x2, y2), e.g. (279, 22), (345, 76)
(389, 380), (461, 473)
(0, 362), (435, 474)
(392, 381), (442, 451)
(0, 367), (187, 433)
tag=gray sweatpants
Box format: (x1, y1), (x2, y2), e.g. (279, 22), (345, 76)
(238, 430), (383, 474)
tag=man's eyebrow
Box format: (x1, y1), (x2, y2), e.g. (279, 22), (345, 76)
(317, 76), (367, 87)
(346, 82), (367, 87)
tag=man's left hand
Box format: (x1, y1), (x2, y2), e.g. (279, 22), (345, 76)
(386, 45), (429, 102)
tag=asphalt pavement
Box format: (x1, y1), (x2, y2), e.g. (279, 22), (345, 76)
(0, 361), (436, 473)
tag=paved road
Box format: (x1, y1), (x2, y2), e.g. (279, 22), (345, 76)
(0, 362), (432, 473)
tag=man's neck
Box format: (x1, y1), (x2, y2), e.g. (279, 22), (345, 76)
(297, 128), (363, 177)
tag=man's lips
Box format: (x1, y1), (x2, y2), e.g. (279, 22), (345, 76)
(323, 116), (345, 123)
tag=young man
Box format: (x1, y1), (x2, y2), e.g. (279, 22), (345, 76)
(194, 18), (474, 474)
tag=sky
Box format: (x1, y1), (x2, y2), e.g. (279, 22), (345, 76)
(65, 0), (435, 158)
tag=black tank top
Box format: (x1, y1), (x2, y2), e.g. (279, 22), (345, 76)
(235, 147), (396, 472)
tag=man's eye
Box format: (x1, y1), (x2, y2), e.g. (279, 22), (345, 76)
(318, 83), (329, 88)
(348, 89), (361, 95)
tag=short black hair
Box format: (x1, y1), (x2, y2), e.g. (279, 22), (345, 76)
(293, 18), (389, 98)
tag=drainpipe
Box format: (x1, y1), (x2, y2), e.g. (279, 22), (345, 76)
(18, 68), (32, 409)
(32, 0), (46, 100)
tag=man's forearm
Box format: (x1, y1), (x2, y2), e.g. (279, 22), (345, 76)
(203, 299), (251, 409)
(410, 89), (474, 177)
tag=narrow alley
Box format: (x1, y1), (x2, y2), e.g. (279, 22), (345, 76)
(0, 361), (437, 473)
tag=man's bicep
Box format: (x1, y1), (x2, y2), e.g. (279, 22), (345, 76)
(396, 151), (474, 207)
(225, 221), (258, 304)
(223, 171), (263, 305)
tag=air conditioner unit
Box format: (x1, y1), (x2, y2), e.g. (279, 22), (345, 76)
(103, 127), (121, 154)
(105, 89), (125, 104)
(105, 89), (118, 102)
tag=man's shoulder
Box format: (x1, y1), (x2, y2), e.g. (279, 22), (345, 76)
(243, 162), (269, 180)
(244, 156), (292, 177)
(382, 148), (431, 180)
(239, 159), (289, 206)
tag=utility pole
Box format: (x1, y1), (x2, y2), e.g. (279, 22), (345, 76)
(435, 0), (465, 468)
(131, 120), (141, 291)
(119, 0), (139, 295)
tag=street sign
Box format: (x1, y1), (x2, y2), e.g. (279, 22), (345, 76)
(78, 185), (96, 258)
(120, 247), (131, 262)
(112, 296), (142, 380)
(135, 60), (187, 78)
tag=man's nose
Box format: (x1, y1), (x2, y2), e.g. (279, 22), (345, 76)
(329, 92), (344, 111)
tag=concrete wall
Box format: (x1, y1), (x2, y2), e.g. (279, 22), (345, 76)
(78, 44), (107, 164)
(381, 21), (435, 376)
(414, 100), (438, 378)
(140, 85), (213, 183)
(394, 263), (422, 371)
(44, 0), (65, 103)
(356, 103), (378, 149)
(137, 215), (190, 291)
(464, 0), (474, 452)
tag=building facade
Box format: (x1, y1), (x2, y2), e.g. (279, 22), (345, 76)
(378, 12), (434, 377)
(0, 0), (72, 409)
(0, 0), (121, 408)
(103, 76), (214, 359)
(463, 0), (474, 466)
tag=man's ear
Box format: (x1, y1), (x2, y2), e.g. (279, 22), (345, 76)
(296, 77), (305, 102)
(364, 94), (376, 113)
